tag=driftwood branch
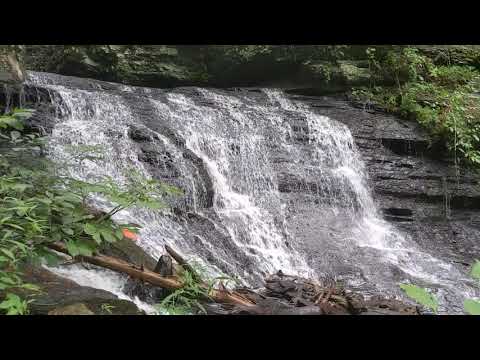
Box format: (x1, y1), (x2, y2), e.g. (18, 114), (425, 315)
(47, 242), (255, 308)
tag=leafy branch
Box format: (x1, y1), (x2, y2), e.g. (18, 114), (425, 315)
(0, 108), (183, 315)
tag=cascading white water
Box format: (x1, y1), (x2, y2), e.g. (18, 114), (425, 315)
(26, 72), (479, 314)
(146, 90), (313, 280)
(265, 89), (479, 313)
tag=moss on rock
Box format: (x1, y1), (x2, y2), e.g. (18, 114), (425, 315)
(102, 236), (157, 271)
(48, 303), (94, 315)
(24, 45), (480, 92)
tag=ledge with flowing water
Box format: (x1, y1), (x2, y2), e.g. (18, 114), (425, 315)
(3, 71), (480, 314)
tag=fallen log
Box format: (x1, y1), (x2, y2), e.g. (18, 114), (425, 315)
(47, 242), (255, 308)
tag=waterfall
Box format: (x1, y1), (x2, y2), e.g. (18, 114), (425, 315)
(25, 72), (479, 314)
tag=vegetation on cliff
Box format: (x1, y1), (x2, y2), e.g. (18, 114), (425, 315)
(0, 109), (179, 314)
(352, 46), (480, 167)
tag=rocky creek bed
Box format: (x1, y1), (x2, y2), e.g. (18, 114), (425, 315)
(16, 244), (420, 315)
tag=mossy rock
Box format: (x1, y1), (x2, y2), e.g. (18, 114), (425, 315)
(416, 45), (480, 68)
(4, 264), (145, 315)
(26, 45), (450, 89)
(24, 45), (373, 88)
(102, 236), (157, 271)
(47, 298), (144, 315)
(48, 303), (94, 315)
(338, 61), (371, 84)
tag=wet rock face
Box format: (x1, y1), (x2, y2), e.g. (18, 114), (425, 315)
(6, 73), (480, 312)
(290, 94), (480, 266)
(206, 272), (419, 315)
(17, 265), (144, 315)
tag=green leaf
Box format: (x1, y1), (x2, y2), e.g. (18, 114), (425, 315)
(137, 200), (164, 209)
(11, 183), (31, 193)
(12, 109), (35, 118)
(114, 228), (124, 240)
(19, 283), (41, 292)
(92, 232), (102, 244)
(83, 223), (98, 236)
(464, 299), (480, 315)
(3, 117), (24, 130)
(36, 198), (52, 205)
(0, 293), (27, 314)
(100, 229), (116, 243)
(0, 248), (16, 261)
(65, 240), (80, 257)
(6, 239), (28, 252)
(5, 223), (24, 231)
(75, 241), (94, 257)
(0, 216), (12, 224)
(471, 260), (480, 280)
(400, 284), (438, 313)
(62, 227), (74, 236)
(0, 293), (21, 308)
(0, 277), (17, 285)
(45, 254), (62, 266)
(58, 193), (82, 204)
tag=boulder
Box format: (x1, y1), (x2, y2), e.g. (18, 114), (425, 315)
(11, 264), (145, 315)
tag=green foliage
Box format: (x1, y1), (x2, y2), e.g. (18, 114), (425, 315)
(353, 47), (480, 167)
(399, 283), (439, 313)
(471, 260), (480, 280)
(155, 267), (209, 315)
(0, 293), (31, 315)
(155, 261), (238, 315)
(463, 260), (480, 315)
(399, 258), (480, 315)
(463, 299), (480, 315)
(0, 108), (182, 315)
(100, 303), (115, 314)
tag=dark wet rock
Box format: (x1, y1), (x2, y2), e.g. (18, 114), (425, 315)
(103, 237), (157, 271)
(289, 94), (480, 269)
(4, 72), (480, 312)
(128, 124), (158, 142)
(123, 254), (174, 303)
(206, 272), (416, 315)
(14, 264), (144, 315)
(382, 208), (414, 222)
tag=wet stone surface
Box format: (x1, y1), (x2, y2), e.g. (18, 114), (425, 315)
(4, 73), (479, 313)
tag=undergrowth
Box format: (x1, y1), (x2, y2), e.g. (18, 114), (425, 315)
(0, 108), (181, 314)
(155, 261), (239, 315)
(352, 47), (480, 167)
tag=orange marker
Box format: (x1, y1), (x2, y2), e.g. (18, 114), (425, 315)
(122, 228), (139, 241)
